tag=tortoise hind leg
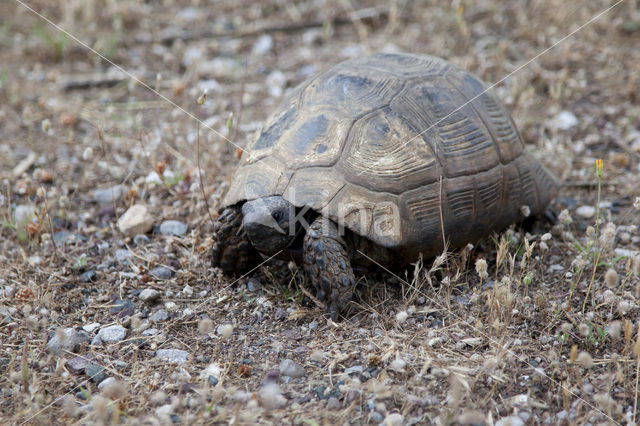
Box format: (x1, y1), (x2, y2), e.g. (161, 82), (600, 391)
(211, 205), (260, 276)
(303, 217), (355, 319)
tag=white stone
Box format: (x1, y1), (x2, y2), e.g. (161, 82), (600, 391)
(117, 204), (153, 236)
(550, 110), (578, 130)
(575, 205), (596, 218)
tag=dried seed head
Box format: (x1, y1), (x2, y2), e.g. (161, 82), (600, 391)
(541, 233), (552, 242)
(601, 222), (616, 246)
(560, 322), (572, 333)
(475, 258), (488, 280)
(608, 321), (622, 340)
(569, 345), (578, 362)
(586, 226), (595, 237)
(259, 383), (286, 409)
(604, 269), (619, 288)
(634, 197), (640, 210)
(41, 118), (51, 133)
(102, 379), (127, 400)
(217, 323), (234, 339)
(198, 318), (213, 335)
(578, 323), (590, 337)
(395, 310), (408, 324)
(558, 209), (572, 225)
(62, 395), (78, 418)
(577, 351), (593, 368)
(91, 395), (108, 422)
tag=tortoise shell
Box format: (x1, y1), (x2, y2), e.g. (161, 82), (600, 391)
(223, 53), (558, 260)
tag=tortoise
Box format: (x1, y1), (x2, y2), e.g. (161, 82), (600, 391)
(211, 53), (558, 317)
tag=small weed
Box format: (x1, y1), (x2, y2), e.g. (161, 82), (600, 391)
(32, 23), (68, 61)
(72, 254), (88, 271)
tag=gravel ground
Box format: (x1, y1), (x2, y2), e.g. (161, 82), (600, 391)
(2, 1), (640, 424)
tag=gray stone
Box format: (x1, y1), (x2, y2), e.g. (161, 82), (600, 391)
(47, 328), (90, 354)
(344, 365), (364, 375)
(92, 325), (127, 345)
(279, 359), (305, 378)
(142, 328), (160, 336)
(150, 309), (169, 323)
(115, 249), (132, 263)
(156, 349), (189, 364)
(66, 355), (95, 374)
(86, 364), (105, 383)
(93, 185), (124, 204)
(139, 288), (161, 303)
(150, 266), (174, 280)
(159, 220), (188, 236)
(117, 204), (153, 236)
(79, 270), (97, 283)
(133, 234), (150, 246)
(247, 278), (261, 292)
(252, 34), (273, 55)
(98, 377), (117, 390)
(326, 397), (341, 410)
(370, 411), (384, 422)
(82, 323), (100, 333)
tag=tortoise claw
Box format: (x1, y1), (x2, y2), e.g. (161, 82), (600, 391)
(211, 205), (260, 276)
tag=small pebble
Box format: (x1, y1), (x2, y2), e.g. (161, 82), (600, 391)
(66, 355), (95, 374)
(133, 234), (150, 246)
(93, 185), (124, 204)
(79, 270), (97, 283)
(117, 204), (153, 236)
(139, 288), (161, 303)
(98, 377), (117, 390)
(92, 325), (127, 345)
(150, 266), (174, 280)
(252, 34), (273, 55)
(326, 397), (341, 410)
(156, 349), (189, 364)
(576, 205), (596, 218)
(247, 278), (261, 292)
(82, 323), (100, 333)
(384, 413), (404, 426)
(159, 220), (187, 236)
(47, 328), (90, 354)
(496, 416), (525, 426)
(115, 249), (132, 263)
(150, 309), (169, 323)
(142, 328), (160, 336)
(370, 411), (384, 423)
(86, 364), (106, 383)
(279, 359), (305, 378)
(550, 110), (578, 130)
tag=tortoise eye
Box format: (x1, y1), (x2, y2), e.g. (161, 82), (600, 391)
(271, 210), (282, 222)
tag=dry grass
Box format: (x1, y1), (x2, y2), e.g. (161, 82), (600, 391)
(1, 0), (640, 424)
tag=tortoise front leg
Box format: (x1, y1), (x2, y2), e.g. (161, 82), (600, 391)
(303, 217), (355, 319)
(211, 205), (260, 276)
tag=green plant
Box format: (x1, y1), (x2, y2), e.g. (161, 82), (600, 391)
(32, 23), (68, 61)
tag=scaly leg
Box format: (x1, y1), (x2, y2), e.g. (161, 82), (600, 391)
(303, 217), (355, 319)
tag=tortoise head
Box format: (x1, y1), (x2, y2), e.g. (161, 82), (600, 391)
(242, 196), (298, 254)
